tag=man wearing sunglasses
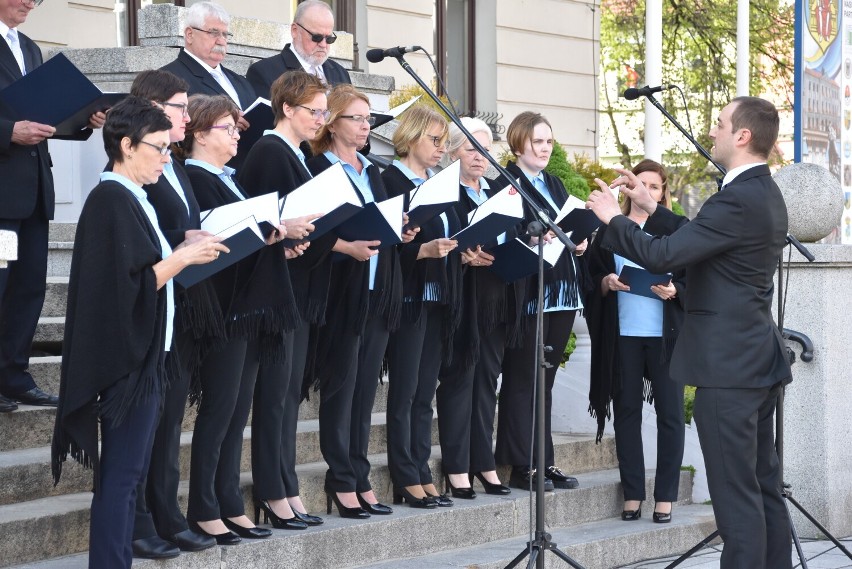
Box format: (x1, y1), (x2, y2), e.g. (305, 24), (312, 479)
(247, 0), (351, 99)
(0, 0), (105, 413)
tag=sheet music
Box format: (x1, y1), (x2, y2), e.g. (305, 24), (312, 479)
(200, 192), (279, 235)
(279, 162), (361, 220)
(408, 159), (460, 211)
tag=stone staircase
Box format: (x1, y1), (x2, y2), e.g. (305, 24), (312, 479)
(0, 224), (717, 569)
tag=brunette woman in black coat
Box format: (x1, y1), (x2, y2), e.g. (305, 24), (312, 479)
(495, 111), (589, 492)
(382, 106), (468, 508)
(180, 95), (293, 544)
(307, 84), (413, 518)
(585, 159), (686, 523)
(237, 71), (333, 529)
(436, 117), (522, 498)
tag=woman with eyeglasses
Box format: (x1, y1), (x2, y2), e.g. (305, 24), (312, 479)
(51, 96), (227, 569)
(306, 84), (413, 518)
(177, 94), (292, 544)
(435, 117), (522, 500)
(585, 159), (686, 523)
(381, 106), (466, 508)
(495, 111), (589, 493)
(236, 70), (333, 529)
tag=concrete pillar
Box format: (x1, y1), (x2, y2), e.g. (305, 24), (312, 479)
(736, 0), (749, 96)
(643, 0), (663, 162)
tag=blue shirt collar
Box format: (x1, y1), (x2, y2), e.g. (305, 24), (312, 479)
(184, 159), (235, 178)
(392, 159), (433, 185)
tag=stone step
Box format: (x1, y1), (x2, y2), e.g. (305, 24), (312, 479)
(0, 437), (648, 568)
(0, 410), (443, 504)
(34, 317), (64, 345)
(48, 223), (77, 243)
(40, 278), (68, 319)
(0, 380), (390, 452)
(46, 243), (72, 279)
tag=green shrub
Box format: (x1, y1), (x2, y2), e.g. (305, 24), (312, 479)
(683, 385), (696, 424)
(561, 332), (577, 366)
(388, 82), (456, 121)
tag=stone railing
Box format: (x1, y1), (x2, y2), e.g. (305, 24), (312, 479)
(0, 230), (17, 269)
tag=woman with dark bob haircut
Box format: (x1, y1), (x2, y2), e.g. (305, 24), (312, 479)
(586, 158), (686, 523)
(52, 95), (226, 569)
(178, 94), (290, 544)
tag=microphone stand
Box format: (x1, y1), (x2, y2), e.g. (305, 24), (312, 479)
(389, 53), (584, 569)
(636, 93), (849, 569)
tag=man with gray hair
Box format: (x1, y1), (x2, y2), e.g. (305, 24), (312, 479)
(161, 1), (255, 133)
(247, 0), (351, 98)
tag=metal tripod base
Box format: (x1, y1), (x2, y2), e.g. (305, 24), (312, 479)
(505, 531), (586, 569)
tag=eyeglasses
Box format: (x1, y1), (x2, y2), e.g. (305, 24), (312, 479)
(160, 101), (189, 117)
(190, 26), (233, 40)
(425, 134), (446, 148)
(22, 0), (44, 7)
(297, 105), (331, 121)
(295, 22), (337, 44)
(208, 124), (240, 137)
(339, 114), (376, 126)
(138, 140), (172, 157)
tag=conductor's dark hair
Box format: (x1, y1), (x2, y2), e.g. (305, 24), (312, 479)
(103, 96), (172, 164)
(130, 69), (190, 103)
(730, 96), (779, 159)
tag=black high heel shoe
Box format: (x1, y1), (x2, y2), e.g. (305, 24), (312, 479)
(223, 517), (272, 539)
(253, 499), (308, 530)
(444, 474), (476, 499)
(188, 520), (240, 546)
(392, 486), (436, 509)
(424, 491), (453, 507)
(621, 501), (643, 521)
(357, 493), (393, 515)
(291, 508), (324, 526)
(472, 472), (511, 495)
(324, 484), (370, 519)
(653, 502), (672, 523)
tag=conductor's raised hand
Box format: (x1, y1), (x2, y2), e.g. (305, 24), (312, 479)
(587, 179), (623, 225)
(12, 121), (55, 145)
(611, 168), (658, 215)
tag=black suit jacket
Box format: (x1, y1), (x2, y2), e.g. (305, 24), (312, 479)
(600, 164), (792, 389)
(246, 44), (352, 99)
(160, 49), (256, 110)
(0, 33), (91, 220)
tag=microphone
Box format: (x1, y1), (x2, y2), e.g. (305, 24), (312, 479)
(366, 46), (422, 63)
(622, 84), (677, 100)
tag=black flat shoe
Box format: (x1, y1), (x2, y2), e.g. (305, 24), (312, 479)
(0, 395), (17, 413)
(509, 467), (554, 492)
(444, 475), (476, 499)
(425, 492), (454, 507)
(545, 466), (579, 489)
(392, 486), (436, 509)
(292, 508), (324, 526)
(167, 528), (215, 552)
(223, 518), (272, 539)
(254, 499), (308, 530)
(325, 483), (371, 519)
(653, 503), (672, 523)
(12, 387), (58, 406)
(472, 472), (511, 495)
(188, 520), (240, 546)
(357, 494), (393, 515)
(131, 536), (180, 559)
(621, 501), (643, 521)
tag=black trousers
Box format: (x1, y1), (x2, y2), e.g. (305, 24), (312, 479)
(613, 335), (684, 502)
(495, 310), (576, 468)
(386, 305), (443, 487)
(281, 322), (310, 496)
(694, 383), (791, 569)
(251, 331), (294, 500)
(89, 381), (161, 569)
(187, 338), (256, 521)
(0, 212), (47, 396)
(437, 323), (506, 474)
(319, 314), (389, 493)
(133, 328), (195, 540)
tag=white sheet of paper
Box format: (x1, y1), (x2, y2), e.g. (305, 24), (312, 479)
(279, 162), (361, 220)
(200, 191), (279, 234)
(376, 193), (406, 239)
(243, 97), (271, 114)
(373, 95), (421, 118)
(213, 215), (265, 241)
(466, 182), (525, 225)
(408, 159), (461, 211)
(554, 194), (587, 224)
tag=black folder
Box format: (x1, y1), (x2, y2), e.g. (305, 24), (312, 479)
(335, 201), (402, 249)
(174, 226), (265, 288)
(617, 265), (673, 300)
(0, 53), (126, 136)
(557, 208), (602, 245)
(453, 213), (521, 252)
(236, 98), (274, 157)
(486, 239), (540, 282)
(281, 202), (362, 248)
(405, 202), (456, 231)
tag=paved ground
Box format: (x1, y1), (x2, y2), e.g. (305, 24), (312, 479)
(618, 536), (852, 568)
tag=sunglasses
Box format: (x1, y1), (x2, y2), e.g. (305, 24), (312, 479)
(295, 22), (337, 44)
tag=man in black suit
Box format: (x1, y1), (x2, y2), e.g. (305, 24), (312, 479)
(587, 96), (793, 569)
(160, 1), (255, 131)
(246, 0), (352, 98)
(0, 0), (104, 413)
